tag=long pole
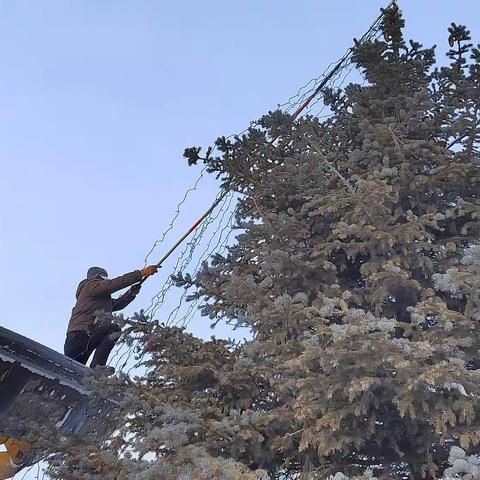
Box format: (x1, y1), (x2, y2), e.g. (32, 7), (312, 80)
(139, 189), (229, 285)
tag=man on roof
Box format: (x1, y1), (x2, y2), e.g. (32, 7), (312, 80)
(64, 265), (157, 369)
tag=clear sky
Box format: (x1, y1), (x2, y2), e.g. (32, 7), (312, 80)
(0, 1), (479, 476)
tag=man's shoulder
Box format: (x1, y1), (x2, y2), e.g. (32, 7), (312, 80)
(78, 278), (106, 296)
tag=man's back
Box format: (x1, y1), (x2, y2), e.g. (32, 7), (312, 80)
(68, 278), (113, 333)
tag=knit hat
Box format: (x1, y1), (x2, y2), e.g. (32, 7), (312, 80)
(87, 266), (108, 280)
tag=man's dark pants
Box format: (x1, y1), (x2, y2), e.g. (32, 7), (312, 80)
(64, 323), (121, 368)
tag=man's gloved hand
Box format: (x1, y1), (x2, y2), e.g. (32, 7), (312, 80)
(141, 265), (158, 277)
(130, 284), (142, 295)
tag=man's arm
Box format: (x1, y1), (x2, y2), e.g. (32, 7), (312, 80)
(112, 285), (140, 311)
(87, 271), (143, 296)
(86, 266), (157, 297)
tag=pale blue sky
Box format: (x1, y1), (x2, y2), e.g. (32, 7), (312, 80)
(1, 0), (479, 351)
(1, 0), (479, 349)
(1, 1), (479, 479)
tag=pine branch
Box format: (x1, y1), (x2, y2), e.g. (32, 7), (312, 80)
(303, 137), (355, 194)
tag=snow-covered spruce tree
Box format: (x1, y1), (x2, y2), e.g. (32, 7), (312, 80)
(41, 6), (480, 480)
(173, 7), (480, 478)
